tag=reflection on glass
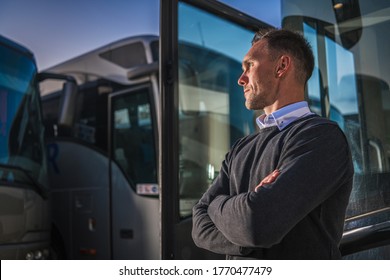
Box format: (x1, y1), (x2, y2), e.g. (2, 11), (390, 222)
(301, 2), (390, 222)
(178, 2), (256, 217)
(111, 88), (157, 188)
(0, 43), (48, 190)
(325, 36), (359, 122)
(304, 23), (322, 115)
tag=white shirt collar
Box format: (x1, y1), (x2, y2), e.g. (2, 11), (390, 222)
(256, 101), (313, 131)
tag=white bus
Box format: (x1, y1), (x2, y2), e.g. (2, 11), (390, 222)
(41, 35), (161, 259)
(40, 1), (270, 258)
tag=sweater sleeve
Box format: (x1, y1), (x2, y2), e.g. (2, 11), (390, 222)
(207, 123), (353, 248)
(192, 144), (249, 256)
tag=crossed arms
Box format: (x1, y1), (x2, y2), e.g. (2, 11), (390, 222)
(192, 123), (353, 256)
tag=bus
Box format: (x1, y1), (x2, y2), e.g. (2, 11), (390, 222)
(280, 0), (390, 259)
(0, 35), (67, 259)
(40, 2), (270, 259)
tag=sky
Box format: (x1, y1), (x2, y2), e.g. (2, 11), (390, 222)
(0, 0), (280, 70)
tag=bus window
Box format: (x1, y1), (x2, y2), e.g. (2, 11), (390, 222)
(305, 22), (362, 172)
(74, 89), (108, 150)
(99, 42), (147, 68)
(177, 2), (257, 217)
(282, 0), (390, 258)
(344, 244), (390, 260)
(325, 36), (359, 130)
(293, 8), (390, 218)
(41, 94), (60, 137)
(303, 23), (322, 116)
(111, 86), (157, 189)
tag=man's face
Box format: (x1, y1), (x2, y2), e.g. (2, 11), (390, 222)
(238, 40), (278, 111)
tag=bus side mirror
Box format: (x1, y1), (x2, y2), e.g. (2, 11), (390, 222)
(37, 72), (78, 128)
(58, 80), (78, 127)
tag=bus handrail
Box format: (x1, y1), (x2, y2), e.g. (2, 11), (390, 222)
(341, 220), (390, 256)
(368, 139), (384, 172)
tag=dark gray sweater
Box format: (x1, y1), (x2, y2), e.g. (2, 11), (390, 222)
(192, 115), (354, 259)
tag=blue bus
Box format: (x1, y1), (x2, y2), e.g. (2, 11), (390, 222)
(0, 35), (50, 259)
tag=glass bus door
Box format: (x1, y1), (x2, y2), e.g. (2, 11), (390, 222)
(159, 0), (271, 259)
(109, 84), (160, 259)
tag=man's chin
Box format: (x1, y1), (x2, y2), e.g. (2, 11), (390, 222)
(245, 102), (262, 111)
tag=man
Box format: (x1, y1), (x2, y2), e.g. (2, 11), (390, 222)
(191, 28), (354, 259)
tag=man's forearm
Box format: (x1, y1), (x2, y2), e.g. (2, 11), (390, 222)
(192, 202), (247, 256)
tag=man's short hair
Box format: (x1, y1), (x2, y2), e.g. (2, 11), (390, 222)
(252, 28), (314, 85)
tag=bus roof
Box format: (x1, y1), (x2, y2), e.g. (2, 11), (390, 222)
(44, 35), (158, 86)
(0, 34), (35, 62)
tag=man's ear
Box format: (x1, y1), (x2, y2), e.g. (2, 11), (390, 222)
(275, 55), (291, 78)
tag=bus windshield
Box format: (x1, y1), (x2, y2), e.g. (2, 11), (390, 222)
(0, 41), (48, 191)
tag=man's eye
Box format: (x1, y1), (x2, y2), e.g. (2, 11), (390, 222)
(242, 62), (253, 71)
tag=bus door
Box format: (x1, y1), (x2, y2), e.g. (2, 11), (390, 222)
(282, 0), (390, 259)
(108, 84), (160, 259)
(160, 0), (272, 259)
(43, 80), (112, 259)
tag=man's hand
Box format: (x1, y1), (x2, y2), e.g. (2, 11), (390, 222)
(255, 169), (280, 192)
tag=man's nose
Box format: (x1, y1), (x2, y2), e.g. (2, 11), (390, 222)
(238, 73), (247, 86)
